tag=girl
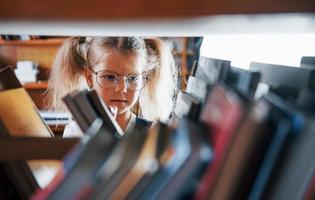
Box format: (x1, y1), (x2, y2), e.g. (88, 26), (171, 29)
(48, 37), (178, 137)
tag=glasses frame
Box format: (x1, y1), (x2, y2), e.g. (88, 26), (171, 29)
(88, 67), (151, 91)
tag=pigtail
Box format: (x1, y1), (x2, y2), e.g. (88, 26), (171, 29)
(139, 38), (178, 122)
(47, 37), (89, 111)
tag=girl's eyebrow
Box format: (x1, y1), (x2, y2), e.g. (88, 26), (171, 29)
(96, 69), (143, 76)
(94, 68), (119, 74)
(102, 69), (118, 74)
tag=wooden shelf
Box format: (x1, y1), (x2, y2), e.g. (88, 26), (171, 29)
(0, 39), (65, 46)
(0, 39), (63, 70)
(23, 82), (48, 90)
(0, 0), (314, 20)
(22, 82), (49, 110)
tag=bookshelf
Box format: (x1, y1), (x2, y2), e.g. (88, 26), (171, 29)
(0, 39), (64, 69)
(0, 39), (64, 108)
(0, 1), (314, 199)
(0, 39), (65, 135)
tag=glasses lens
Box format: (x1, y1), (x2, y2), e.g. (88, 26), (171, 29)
(96, 71), (117, 89)
(127, 74), (146, 91)
(96, 70), (148, 91)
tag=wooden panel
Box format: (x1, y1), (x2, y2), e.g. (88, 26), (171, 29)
(0, 0), (315, 20)
(0, 45), (17, 67)
(0, 39), (63, 69)
(17, 46), (58, 69)
(23, 82), (48, 90)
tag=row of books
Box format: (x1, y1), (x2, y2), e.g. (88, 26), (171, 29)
(0, 55), (315, 199)
(178, 57), (315, 200)
(34, 57), (315, 199)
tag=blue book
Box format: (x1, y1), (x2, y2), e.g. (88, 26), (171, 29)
(139, 118), (191, 200)
(248, 93), (305, 200)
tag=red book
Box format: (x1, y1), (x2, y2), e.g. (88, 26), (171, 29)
(195, 85), (245, 200)
(304, 174), (315, 200)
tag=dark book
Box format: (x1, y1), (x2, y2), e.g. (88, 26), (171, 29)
(79, 131), (136, 199)
(157, 119), (212, 200)
(249, 62), (315, 99)
(139, 118), (191, 200)
(0, 66), (22, 90)
(88, 123), (148, 200)
(125, 123), (171, 200)
(104, 124), (159, 200)
(34, 119), (118, 200)
(196, 56), (231, 85)
(267, 118), (315, 200)
(248, 92), (306, 200)
(300, 56), (315, 69)
(0, 160), (38, 200)
(62, 91), (90, 132)
(63, 90), (123, 136)
(71, 90), (99, 127)
(87, 90), (123, 136)
(226, 66), (261, 97)
(173, 91), (201, 119)
(208, 100), (270, 199)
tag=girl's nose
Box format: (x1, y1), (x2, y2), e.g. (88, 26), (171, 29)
(114, 77), (128, 93)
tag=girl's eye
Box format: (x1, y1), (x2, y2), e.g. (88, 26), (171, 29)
(127, 75), (139, 82)
(102, 74), (117, 81)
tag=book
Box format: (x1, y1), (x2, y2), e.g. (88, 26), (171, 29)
(108, 124), (159, 200)
(226, 66), (261, 97)
(195, 84), (246, 200)
(0, 67), (53, 137)
(157, 119), (212, 200)
(0, 66), (61, 191)
(208, 100), (270, 199)
(34, 119), (118, 200)
(139, 118), (191, 200)
(300, 56), (315, 69)
(71, 90), (99, 127)
(87, 122), (149, 200)
(173, 91), (201, 119)
(63, 90), (123, 136)
(267, 118), (315, 200)
(249, 62), (315, 99)
(62, 91), (90, 132)
(185, 76), (209, 103)
(248, 92), (306, 200)
(87, 90), (123, 136)
(196, 56), (231, 85)
(125, 123), (171, 200)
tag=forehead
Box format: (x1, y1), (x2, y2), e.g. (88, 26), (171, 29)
(94, 50), (143, 74)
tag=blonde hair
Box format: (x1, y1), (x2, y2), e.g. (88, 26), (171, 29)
(48, 37), (178, 122)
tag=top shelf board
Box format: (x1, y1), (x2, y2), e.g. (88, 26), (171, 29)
(1, 14), (315, 36)
(1, 0), (315, 20)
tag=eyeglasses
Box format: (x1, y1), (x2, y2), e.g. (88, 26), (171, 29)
(89, 69), (149, 91)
